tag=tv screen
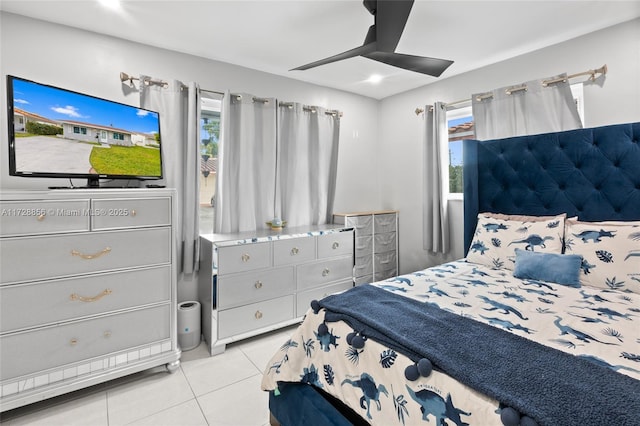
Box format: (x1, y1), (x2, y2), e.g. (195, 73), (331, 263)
(7, 75), (162, 187)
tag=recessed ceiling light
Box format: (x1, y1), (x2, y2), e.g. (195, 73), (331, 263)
(98, 0), (121, 10)
(366, 74), (384, 84)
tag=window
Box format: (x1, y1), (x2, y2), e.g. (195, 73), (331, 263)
(113, 132), (125, 140)
(446, 105), (473, 197)
(198, 93), (222, 234)
(443, 82), (583, 198)
(73, 126), (87, 135)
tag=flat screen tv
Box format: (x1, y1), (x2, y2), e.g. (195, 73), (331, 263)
(7, 75), (163, 188)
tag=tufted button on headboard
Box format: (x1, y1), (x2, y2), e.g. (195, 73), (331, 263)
(463, 122), (640, 255)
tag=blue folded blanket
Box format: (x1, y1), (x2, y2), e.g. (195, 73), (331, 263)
(319, 284), (640, 426)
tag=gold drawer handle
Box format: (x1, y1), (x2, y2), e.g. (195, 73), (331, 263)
(104, 331), (112, 338)
(37, 214), (46, 221)
(291, 247), (299, 256)
(70, 288), (112, 302)
(322, 268), (330, 277)
(131, 209), (137, 217)
(70, 338), (78, 346)
(71, 247), (112, 260)
(241, 253), (250, 262)
(255, 310), (263, 319)
(255, 280), (263, 289)
(332, 242), (340, 249)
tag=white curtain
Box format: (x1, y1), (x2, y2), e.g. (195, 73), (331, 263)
(472, 73), (583, 140)
(276, 104), (340, 228)
(139, 77), (200, 302)
(423, 102), (449, 254)
(215, 93), (277, 233)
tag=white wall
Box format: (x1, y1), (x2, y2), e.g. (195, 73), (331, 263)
(379, 18), (640, 275)
(0, 12), (381, 216)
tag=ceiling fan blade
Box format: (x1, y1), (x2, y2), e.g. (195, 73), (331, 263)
(291, 0), (452, 78)
(291, 42), (377, 71)
(375, 0), (414, 52)
(364, 51), (453, 77)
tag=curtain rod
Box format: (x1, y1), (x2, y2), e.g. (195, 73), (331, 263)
(120, 72), (342, 116)
(119, 72), (225, 96)
(414, 64), (607, 115)
(232, 94), (270, 103)
(278, 101), (343, 117)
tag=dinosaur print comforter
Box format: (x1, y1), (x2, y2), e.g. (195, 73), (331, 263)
(261, 259), (640, 425)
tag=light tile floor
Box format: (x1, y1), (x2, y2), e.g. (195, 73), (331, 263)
(0, 326), (296, 426)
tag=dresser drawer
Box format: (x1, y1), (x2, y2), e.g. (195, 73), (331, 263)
(375, 268), (398, 282)
(0, 304), (170, 381)
(218, 295), (294, 338)
(216, 242), (270, 274)
(92, 197), (171, 230)
(354, 254), (373, 278)
(317, 231), (353, 259)
(273, 237), (315, 266)
(344, 215), (372, 236)
(0, 200), (90, 237)
(0, 266), (170, 333)
(297, 257), (353, 290)
(374, 251), (397, 273)
(355, 235), (373, 254)
(296, 280), (353, 317)
(374, 213), (397, 234)
(374, 232), (397, 254)
(1, 228), (171, 284)
(217, 267), (294, 309)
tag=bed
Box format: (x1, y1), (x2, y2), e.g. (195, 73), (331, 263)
(261, 122), (640, 426)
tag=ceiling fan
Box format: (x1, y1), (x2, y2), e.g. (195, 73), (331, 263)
(291, 0), (454, 77)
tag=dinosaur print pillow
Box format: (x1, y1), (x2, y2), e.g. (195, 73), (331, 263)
(466, 213), (565, 270)
(564, 218), (640, 293)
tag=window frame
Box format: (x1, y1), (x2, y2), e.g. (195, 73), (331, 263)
(198, 93), (223, 235)
(570, 82), (584, 125)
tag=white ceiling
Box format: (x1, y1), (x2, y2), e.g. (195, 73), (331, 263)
(2, 0), (639, 99)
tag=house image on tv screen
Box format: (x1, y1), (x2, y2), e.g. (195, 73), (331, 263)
(13, 108), (61, 134)
(13, 108), (158, 148)
(60, 119), (136, 147)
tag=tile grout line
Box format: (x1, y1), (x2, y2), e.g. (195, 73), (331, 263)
(179, 364), (209, 425)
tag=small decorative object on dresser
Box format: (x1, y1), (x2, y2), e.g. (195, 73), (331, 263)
(333, 210), (398, 284)
(266, 218), (286, 230)
(198, 225), (354, 355)
(0, 188), (181, 412)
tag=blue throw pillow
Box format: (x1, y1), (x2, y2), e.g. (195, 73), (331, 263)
(513, 248), (582, 288)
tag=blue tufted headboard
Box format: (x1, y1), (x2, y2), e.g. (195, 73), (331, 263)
(463, 122), (640, 255)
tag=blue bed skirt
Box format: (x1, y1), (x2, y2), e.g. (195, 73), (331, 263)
(269, 382), (368, 426)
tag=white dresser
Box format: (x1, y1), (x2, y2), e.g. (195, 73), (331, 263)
(0, 189), (180, 412)
(198, 225), (354, 355)
(333, 211), (398, 284)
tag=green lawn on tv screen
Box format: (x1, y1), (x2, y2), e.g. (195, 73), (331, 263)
(90, 145), (161, 176)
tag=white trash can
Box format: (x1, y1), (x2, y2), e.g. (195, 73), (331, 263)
(177, 301), (201, 351)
